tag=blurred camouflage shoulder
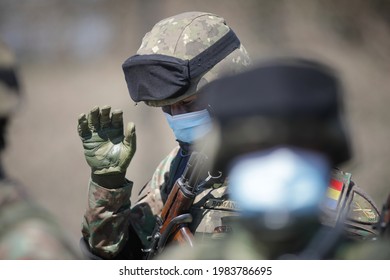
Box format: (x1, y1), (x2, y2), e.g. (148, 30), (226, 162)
(159, 227), (266, 260)
(337, 238), (390, 259)
(321, 169), (380, 240)
(0, 178), (80, 259)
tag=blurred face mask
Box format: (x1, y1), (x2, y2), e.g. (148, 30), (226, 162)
(229, 147), (330, 229)
(164, 109), (212, 144)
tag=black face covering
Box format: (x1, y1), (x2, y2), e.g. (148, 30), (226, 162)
(122, 29), (240, 103)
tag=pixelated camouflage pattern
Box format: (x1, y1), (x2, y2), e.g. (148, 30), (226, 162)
(127, 147), (179, 248)
(136, 11), (251, 107)
(0, 41), (20, 117)
(138, 12), (229, 59)
(82, 179), (132, 258)
(82, 147), (178, 258)
(0, 179), (79, 259)
(82, 145), (242, 257)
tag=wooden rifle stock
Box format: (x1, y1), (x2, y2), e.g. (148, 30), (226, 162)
(145, 151), (207, 259)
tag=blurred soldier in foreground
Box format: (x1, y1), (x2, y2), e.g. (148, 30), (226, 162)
(162, 57), (381, 259)
(78, 11), (251, 259)
(0, 41), (79, 259)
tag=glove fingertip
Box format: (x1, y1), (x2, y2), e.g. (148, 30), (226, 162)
(78, 113), (87, 123)
(127, 122), (136, 134)
(124, 122), (136, 145)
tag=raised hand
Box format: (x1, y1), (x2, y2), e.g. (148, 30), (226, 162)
(78, 106), (136, 187)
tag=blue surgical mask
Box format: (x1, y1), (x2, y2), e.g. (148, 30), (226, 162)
(164, 109), (212, 144)
(229, 147), (330, 225)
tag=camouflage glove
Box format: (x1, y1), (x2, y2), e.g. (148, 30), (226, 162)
(77, 106), (136, 188)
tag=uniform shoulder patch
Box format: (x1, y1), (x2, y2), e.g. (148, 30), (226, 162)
(320, 169), (351, 227)
(322, 169), (351, 213)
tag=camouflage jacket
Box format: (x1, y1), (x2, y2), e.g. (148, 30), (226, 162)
(0, 178), (79, 259)
(82, 146), (237, 259)
(82, 147), (380, 259)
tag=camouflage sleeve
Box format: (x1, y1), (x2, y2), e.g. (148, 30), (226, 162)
(82, 178), (133, 259)
(81, 146), (179, 259)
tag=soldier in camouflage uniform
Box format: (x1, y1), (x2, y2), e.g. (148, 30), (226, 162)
(78, 11), (251, 259)
(78, 12), (379, 260)
(161, 57), (382, 260)
(0, 41), (80, 259)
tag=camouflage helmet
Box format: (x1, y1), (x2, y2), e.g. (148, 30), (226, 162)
(0, 41), (20, 118)
(126, 11), (251, 107)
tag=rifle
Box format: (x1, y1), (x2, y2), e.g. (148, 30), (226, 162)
(144, 151), (208, 259)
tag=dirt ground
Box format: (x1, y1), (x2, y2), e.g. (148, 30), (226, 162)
(2, 1), (390, 254)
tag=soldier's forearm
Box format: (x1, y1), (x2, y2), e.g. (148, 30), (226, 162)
(82, 179), (133, 258)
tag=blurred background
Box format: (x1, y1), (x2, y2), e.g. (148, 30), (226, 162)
(1, 0), (390, 249)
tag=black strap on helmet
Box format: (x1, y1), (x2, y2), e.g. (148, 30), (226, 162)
(188, 28), (240, 78)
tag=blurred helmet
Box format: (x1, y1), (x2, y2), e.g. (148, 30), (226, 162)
(122, 11), (251, 107)
(0, 41), (21, 118)
(199, 57), (352, 171)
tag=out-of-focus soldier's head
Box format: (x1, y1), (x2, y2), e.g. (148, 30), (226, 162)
(122, 11), (251, 144)
(0, 41), (21, 152)
(198, 57), (352, 257)
(201, 58), (351, 169)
